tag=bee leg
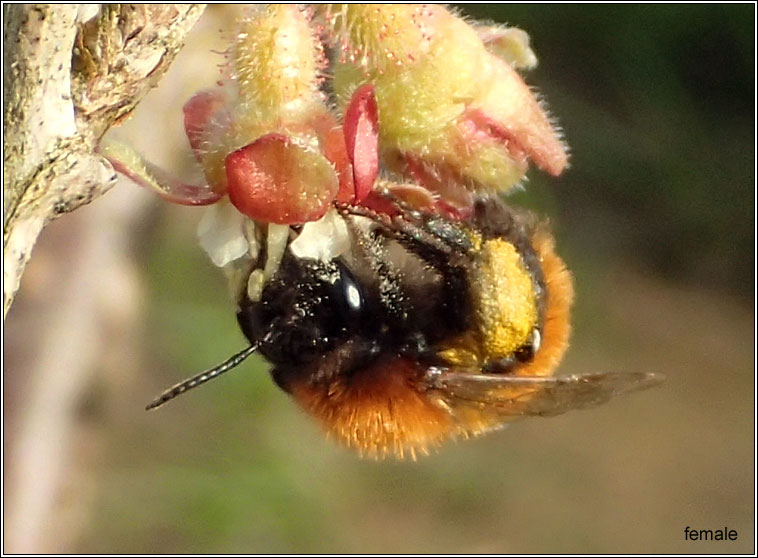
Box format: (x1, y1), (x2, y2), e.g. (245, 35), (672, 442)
(337, 203), (455, 258)
(336, 202), (475, 279)
(369, 187), (476, 253)
(337, 203), (472, 341)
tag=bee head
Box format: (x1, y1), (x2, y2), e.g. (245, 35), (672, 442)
(236, 255), (367, 368)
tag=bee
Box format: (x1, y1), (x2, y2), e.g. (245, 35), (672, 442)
(147, 192), (662, 458)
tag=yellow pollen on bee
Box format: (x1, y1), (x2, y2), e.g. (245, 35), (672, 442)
(475, 237), (538, 359)
(436, 233), (538, 366)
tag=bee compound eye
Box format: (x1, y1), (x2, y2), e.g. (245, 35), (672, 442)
(329, 261), (364, 325)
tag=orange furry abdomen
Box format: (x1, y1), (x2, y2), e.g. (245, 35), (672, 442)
(514, 229), (574, 378)
(288, 357), (455, 459)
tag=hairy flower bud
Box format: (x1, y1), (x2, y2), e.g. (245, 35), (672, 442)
(322, 4), (568, 209)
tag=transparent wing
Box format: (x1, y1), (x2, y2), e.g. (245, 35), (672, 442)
(426, 369), (664, 421)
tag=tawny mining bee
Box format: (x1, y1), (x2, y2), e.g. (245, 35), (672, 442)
(104, 5), (662, 458)
(145, 191), (661, 458)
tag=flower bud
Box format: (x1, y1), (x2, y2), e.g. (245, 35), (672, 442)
(322, 4), (568, 208)
(190, 5), (347, 223)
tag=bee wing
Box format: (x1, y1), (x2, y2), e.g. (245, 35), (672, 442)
(426, 369), (664, 420)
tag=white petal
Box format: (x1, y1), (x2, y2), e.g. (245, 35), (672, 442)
(197, 201), (251, 268)
(289, 207), (350, 262)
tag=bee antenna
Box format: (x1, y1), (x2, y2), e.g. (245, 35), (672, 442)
(146, 344), (259, 411)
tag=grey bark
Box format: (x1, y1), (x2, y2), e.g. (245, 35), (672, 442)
(3, 4), (206, 318)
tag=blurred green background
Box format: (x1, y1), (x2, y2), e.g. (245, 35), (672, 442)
(5, 4), (754, 554)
